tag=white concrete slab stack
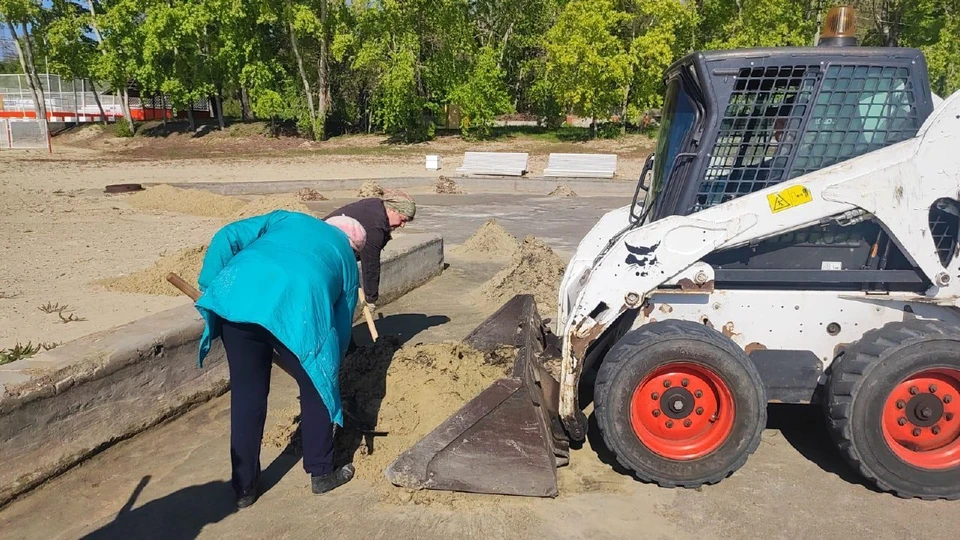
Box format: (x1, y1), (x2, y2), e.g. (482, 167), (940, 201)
(456, 152), (528, 176)
(543, 153), (617, 178)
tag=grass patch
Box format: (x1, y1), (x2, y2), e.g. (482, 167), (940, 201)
(0, 343), (39, 364)
(0, 342), (59, 365)
(38, 302), (71, 314)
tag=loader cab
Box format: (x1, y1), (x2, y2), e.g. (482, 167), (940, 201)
(635, 46), (938, 292)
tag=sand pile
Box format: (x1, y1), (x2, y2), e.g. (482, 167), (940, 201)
(358, 181), (384, 198)
(125, 185), (246, 218)
(453, 219), (520, 260)
(234, 194), (310, 219)
(99, 245), (207, 296)
(263, 337), (514, 505)
(549, 184), (578, 197)
(435, 175), (465, 194)
(296, 187), (328, 201)
(480, 235), (567, 315)
(335, 340), (512, 482)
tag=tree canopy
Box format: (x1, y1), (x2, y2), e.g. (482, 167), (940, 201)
(0, 0), (957, 138)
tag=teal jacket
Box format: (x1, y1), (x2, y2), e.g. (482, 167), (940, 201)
(194, 210), (359, 426)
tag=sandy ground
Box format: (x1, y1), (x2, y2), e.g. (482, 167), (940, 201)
(0, 163), (625, 350)
(1, 125), (651, 192)
(0, 127), (643, 350)
(1, 253), (957, 539)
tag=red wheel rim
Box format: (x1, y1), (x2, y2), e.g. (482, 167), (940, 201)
(629, 362), (736, 460)
(882, 368), (960, 469)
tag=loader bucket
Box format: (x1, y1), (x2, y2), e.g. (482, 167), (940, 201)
(384, 294), (568, 497)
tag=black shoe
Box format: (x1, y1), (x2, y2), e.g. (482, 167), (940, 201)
(311, 464), (355, 494)
(235, 488), (258, 509)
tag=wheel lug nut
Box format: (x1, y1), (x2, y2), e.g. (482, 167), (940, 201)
(947, 412), (955, 421)
(898, 417), (907, 426)
(666, 420), (674, 428)
(930, 384), (938, 393)
(681, 379), (689, 387)
(696, 407), (704, 415)
(663, 380), (672, 388)
(945, 395), (953, 404)
(896, 400), (906, 409)
(684, 419), (692, 427)
(694, 390), (703, 398)
(652, 409), (661, 417)
(933, 425), (941, 435)
(912, 428), (922, 437)
(909, 386), (919, 395)
(651, 392), (659, 400)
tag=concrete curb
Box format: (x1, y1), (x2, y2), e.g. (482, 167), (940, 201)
(0, 233), (444, 506)
(153, 176), (638, 196)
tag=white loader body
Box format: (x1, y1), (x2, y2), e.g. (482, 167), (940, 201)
(557, 90), (960, 430)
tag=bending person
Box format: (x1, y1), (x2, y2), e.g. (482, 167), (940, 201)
(194, 210), (367, 509)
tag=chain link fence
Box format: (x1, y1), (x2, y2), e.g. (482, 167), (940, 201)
(0, 119), (51, 151)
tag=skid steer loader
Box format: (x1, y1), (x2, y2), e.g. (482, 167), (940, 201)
(386, 6), (960, 500)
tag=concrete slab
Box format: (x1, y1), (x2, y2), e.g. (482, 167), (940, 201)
(0, 233), (444, 506)
(159, 177), (638, 197)
(312, 194), (631, 255)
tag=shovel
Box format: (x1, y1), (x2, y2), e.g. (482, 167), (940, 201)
(165, 272), (387, 436)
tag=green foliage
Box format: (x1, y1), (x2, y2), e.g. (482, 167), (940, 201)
(0, 342), (40, 365)
(0, 341), (58, 365)
(699, 0), (818, 49)
(9, 0), (958, 142)
(449, 46), (513, 138)
(0, 58), (20, 74)
(543, 0), (631, 128)
(114, 119), (134, 137)
(623, 0), (699, 113)
(924, 15), (960, 96)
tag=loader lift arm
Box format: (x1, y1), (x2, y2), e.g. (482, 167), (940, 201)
(558, 91), (960, 440)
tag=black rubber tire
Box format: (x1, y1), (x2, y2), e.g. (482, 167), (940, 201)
(594, 320), (766, 487)
(825, 319), (960, 500)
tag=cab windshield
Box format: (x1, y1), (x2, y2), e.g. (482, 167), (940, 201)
(648, 76), (699, 217)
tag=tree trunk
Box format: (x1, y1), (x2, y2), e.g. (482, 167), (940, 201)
(286, 0), (318, 138)
(240, 87), (252, 121)
(10, 22), (47, 121)
(160, 94), (167, 129)
(620, 82), (630, 134)
(86, 0), (105, 42)
(88, 79), (108, 125)
(187, 106), (196, 131)
(6, 22), (44, 120)
(215, 91), (225, 131)
(498, 22), (514, 67)
(120, 86), (134, 133)
(316, 0), (329, 139)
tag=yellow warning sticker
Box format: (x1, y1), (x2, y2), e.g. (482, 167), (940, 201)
(767, 185), (813, 213)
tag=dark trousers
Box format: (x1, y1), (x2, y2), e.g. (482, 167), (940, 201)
(220, 321), (335, 496)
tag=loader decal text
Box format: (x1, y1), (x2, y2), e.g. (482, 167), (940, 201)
(767, 185), (813, 214)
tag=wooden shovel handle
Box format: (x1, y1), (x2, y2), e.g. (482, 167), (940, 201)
(358, 287), (379, 341)
(167, 273), (201, 301)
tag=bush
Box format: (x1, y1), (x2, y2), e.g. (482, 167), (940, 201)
(114, 120), (135, 138)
